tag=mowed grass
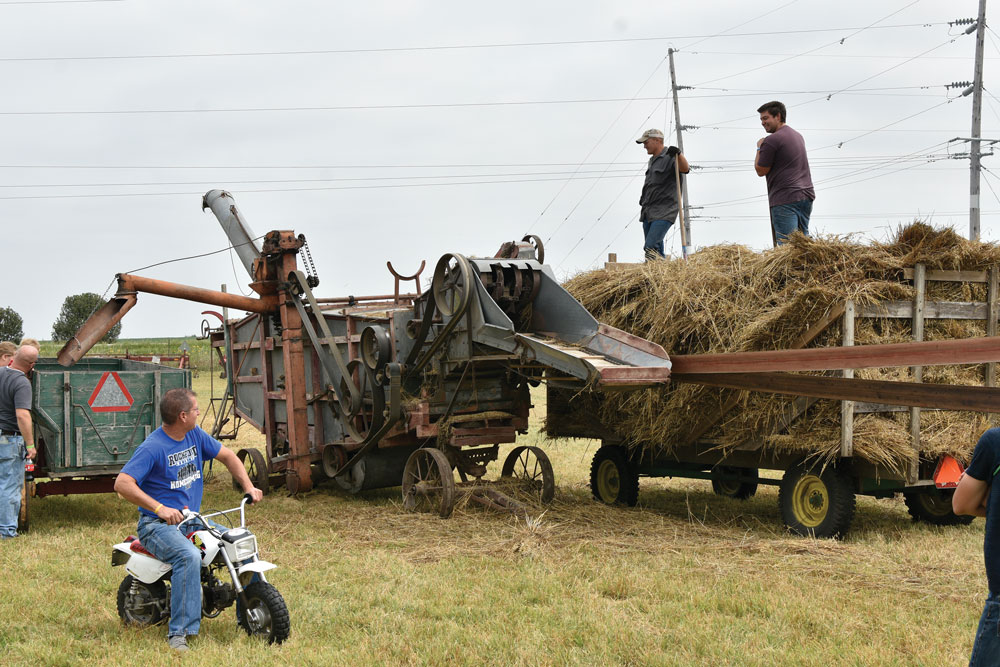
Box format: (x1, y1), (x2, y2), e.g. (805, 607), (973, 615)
(0, 372), (988, 666)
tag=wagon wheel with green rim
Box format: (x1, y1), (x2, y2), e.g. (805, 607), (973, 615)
(589, 445), (638, 507)
(233, 448), (269, 494)
(778, 460), (856, 539)
(903, 489), (973, 526)
(711, 466), (759, 500)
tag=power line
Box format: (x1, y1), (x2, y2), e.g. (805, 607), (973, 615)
(0, 23), (950, 63)
(0, 173), (645, 201)
(691, 1), (924, 87)
(696, 31), (969, 129)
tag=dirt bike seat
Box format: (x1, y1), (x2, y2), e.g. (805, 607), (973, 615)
(128, 537), (155, 557)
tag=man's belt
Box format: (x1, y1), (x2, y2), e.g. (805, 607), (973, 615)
(0, 430), (20, 437)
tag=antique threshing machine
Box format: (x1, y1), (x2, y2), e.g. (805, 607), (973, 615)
(58, 190), (672, 517)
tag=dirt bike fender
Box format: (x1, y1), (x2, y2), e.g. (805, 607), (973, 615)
(123, 549), (172, 584)
(237, 560), (277, 576)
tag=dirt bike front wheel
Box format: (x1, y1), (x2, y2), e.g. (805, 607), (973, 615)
(238, 581), (290, 644)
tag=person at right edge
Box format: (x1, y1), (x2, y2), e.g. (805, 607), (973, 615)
(955, 429), (1000, 665)
(754, 100), (815, 246)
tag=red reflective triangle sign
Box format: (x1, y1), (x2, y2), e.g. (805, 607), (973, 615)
(87, 371), (134, 412)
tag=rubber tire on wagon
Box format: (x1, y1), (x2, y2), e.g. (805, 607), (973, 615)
(711, 466), (759, 500)
(779, 460), (856, 539)
(239, 581), (290, 644)
(903, 489), (974, 526)
(590, 445), (639, 507)
(18, 480), (32, 532)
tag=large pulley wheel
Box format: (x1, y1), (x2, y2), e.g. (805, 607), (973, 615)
(339, 359), (385, 443)
(233, 448), (269, 494)
(500, 446), (555, 504)
(321, 444), (347, 478)
(521, 234), (545, 264)
(432, 253), (473, 317)
(402, 448), (456, 518)
(590, 445), (639, 506)
(360, 325), (391, 372)
(903, 489), (973, 526)
(778, 460), (856, 538)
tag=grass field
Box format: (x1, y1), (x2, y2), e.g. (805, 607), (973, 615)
(0, 370), (989, 666)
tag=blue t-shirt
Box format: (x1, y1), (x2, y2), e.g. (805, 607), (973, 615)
(965, 427), (1000, 593)
(120, 426), (222, 519)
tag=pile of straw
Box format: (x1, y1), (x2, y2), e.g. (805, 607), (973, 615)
(559, 224), (1000, 472)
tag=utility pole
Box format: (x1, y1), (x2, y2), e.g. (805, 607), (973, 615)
(970, 0), (987, 240)
(668, 48), (692, 255)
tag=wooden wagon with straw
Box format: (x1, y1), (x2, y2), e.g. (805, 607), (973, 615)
(547, 226), (1000, 538)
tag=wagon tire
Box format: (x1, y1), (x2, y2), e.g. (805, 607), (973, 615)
(903, 489), (974, 526)
(234, 448), (269, 494)
(18, 480), (33, 532)
(779, 460), (856, 539)
(590, 445), (639, 507)
(117, 575), (167, 626)
(711, 466), (758, 500)
(239, 581), (290, 644)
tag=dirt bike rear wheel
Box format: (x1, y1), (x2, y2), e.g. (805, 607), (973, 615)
(117, 575), (167, 626)
(239, 581), (290, 644)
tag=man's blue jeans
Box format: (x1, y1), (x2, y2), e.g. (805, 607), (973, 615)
(0, 435), (25, 538)
(970, 592), (1000, 666)
(769, 198), (813, 245)
(642, 219), (673, 259)
(137, 514), (217, 638)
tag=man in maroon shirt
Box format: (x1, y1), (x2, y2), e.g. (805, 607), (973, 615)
(754, 101), (815, 247)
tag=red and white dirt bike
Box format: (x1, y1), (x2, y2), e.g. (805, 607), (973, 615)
(111, 494), (289, 644)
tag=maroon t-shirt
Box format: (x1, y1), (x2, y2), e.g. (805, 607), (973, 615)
(757, 125), (815, 207)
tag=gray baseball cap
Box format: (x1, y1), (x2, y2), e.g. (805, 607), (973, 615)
(636, 129), (664, 143)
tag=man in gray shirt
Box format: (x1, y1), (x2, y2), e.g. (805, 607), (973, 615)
(754, 101), (815, 246)
(0, 345), (37, 538)
(636, 128), (690, 260)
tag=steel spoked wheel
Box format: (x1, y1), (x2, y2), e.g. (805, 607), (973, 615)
(500, 446), (555, 504)
(589, 446), (639, 507)
(402, 448), (456, 518)
(233, 448), (269, 494)
(779, 460), (856, 539)
(117, 575), (167, 626)
(239, 581), (290, 645)
(904, 489), (974, 526)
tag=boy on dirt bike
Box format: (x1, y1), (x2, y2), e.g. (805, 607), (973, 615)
(114, 388), (263, 653)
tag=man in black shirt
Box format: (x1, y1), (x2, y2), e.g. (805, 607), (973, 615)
(954, 428), (1000, 665)
(0, 346), (37, 538)
(636, 129), (689, 260)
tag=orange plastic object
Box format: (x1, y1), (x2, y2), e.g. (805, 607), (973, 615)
(934, 455), (964, 489)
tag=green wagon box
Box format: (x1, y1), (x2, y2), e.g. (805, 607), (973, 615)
(21, 357), (191, 529)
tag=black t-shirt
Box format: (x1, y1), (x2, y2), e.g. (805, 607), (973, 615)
(0, 366), (31, 432)
(965, 427), (1000, 593)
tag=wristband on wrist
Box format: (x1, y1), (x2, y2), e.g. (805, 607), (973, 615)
(153, 503), (163, 514)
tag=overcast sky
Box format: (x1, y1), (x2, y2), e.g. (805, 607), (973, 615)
(1, 0), (995, 340)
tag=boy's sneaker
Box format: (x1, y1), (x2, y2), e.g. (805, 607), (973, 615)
(167, 635), (188, 652)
